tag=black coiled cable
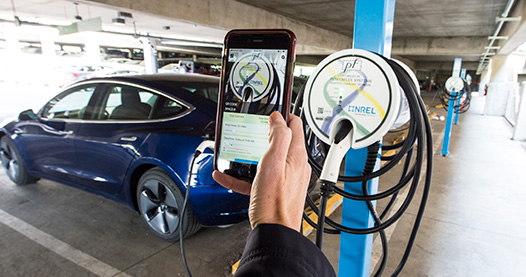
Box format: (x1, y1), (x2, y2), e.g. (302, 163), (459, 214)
(295, 53), (433, 276)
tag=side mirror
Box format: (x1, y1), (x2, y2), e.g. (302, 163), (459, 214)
(18, 109), (37, 121)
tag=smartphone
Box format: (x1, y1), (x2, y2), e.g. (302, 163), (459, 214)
(214, 29), (296, 182)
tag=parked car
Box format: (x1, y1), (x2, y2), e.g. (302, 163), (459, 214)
(0, 74), (248, 241)
(161, 61), (220, 76)
(55, 65), (114, 86)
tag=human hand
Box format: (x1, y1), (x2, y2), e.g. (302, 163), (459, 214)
(213, 112), (311, 232)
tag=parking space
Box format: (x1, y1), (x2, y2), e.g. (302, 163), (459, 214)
(0, 168), (251, 276)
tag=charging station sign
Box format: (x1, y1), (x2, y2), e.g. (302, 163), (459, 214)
(303, 49), (400, 149)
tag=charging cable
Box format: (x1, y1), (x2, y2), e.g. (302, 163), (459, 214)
(180, 140), (215, 277)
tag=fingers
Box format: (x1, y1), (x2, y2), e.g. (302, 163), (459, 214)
(261, 112), (292, 167)
(212, 171), (252, 195)
(287, 114), (308, 157)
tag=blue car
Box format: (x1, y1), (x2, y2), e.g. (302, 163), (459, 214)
(0, 74), (249, 241)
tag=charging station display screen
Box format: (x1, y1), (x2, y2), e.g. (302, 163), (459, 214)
(218, 48), (287, 166)
(303, 49), (400, 149)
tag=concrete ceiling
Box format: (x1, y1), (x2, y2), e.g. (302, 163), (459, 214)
(1, 0), (523, 77)
(236, 0), (511, 67)
(237, 0), (506, 38)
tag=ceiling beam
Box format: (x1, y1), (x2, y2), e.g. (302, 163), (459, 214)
(89, 0), (353, 54)
(392, 36), (487, 56)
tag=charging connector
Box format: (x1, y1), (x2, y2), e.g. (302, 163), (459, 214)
(180, 140), (215, 277)
(320, 118), (353, 184)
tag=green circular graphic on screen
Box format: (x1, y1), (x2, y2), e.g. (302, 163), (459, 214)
(229, 52), (274, 101)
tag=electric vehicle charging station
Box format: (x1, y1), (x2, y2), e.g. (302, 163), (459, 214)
(441, 62), (472, 156)
(296, 0), (433, 276)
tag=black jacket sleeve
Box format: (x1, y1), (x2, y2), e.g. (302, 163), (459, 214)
(234, 224), (336, 277)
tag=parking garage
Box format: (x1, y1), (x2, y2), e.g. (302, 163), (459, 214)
(1, 0), (526, 276)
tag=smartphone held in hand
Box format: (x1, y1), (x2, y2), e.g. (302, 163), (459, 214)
(214, 29), (296, 182)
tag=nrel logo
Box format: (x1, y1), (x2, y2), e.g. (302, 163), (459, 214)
(348, 105), (376, 115)
(250, 80), (264, 86)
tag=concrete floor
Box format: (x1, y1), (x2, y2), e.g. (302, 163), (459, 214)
(1, 91), (526, 276)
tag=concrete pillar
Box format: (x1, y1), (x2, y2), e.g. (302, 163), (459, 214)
(4, 23), (20, 56)
(40, 27), (58, 58)
(1, 23), (20, 82)
(84, 32), (101, 63)
(140, 37), (158, 74)
(490, 54), (524, 82)
(513, 82), (526, 140)
(485, 54), (526, 116)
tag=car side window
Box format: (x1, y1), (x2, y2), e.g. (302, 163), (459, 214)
(150, 97), (189, 120)
(93, 84), (190, 121)
(96, 85), (155, 121)
(42, 85), (97, 120)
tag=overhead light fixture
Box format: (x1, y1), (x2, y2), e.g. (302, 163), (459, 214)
(484, 46), (500, 50)
(483, 52), (496, 56)
(496, 16), (521, 22)
(112, 17), (126, 25)
(118, 11), (133, 19)
(488, 36), (508, 40)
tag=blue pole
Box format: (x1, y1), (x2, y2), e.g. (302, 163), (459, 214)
(441, 91), (457, 156)
(339, 0), (395, 276)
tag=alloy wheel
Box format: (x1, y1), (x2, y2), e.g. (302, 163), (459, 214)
(139, 179), (180, 235)
(0, 144), (19, 181)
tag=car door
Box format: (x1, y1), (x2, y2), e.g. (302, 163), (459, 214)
(73, 83), (164, 194)
(19, 84), (99, 182)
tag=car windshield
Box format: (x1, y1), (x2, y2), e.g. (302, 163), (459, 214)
(157, 81), (219, 103)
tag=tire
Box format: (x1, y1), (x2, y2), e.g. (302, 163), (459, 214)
(0, 136), (39, 186)
(136, 168), (201, 241)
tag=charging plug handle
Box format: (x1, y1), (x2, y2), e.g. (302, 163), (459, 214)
(195, 140), (215, 156)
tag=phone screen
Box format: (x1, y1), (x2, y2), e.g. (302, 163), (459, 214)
(216, 47), (289, 178)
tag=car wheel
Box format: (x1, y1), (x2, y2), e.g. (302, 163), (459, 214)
(0, 136), (39, 186)
(137, 168), (201, 241)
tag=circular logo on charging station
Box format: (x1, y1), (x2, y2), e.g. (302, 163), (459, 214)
(229, 52), (274, 102)
(303, 49), (401, 149)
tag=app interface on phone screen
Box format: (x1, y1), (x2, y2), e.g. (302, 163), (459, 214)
(219, 48), (288, 166)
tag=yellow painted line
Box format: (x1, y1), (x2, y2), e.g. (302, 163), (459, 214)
(302, 194), (344, 237)
(232, 260), (241, 274)
(231, 193), (344, 275)
(327, 62), (386, 118)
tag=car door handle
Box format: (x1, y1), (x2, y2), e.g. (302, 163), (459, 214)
(120, 136), (137, 142)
